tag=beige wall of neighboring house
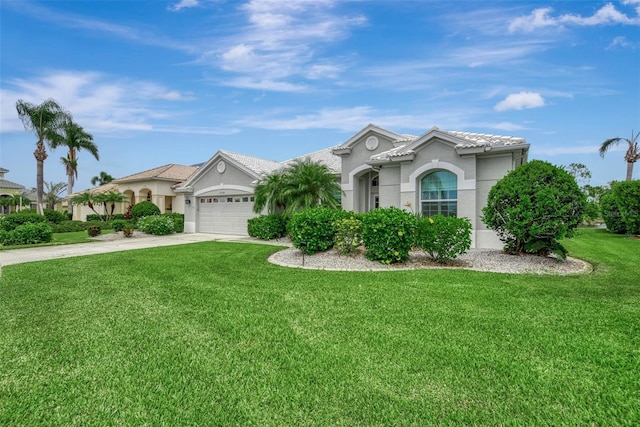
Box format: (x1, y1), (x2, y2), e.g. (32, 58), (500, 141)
(71, 164), (197, 220)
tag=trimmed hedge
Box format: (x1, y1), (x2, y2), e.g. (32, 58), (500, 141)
(248, 214), (287, 240)
(600, 191), (626, 234)
(612, 180), (640, 235)
(0, 222), (53, 245)
(43, 209), (69, 224)
(86, 214), (125, 222)
(0, 211), (47, 231)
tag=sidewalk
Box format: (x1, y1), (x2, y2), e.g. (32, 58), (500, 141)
(0, 233), (278, 267)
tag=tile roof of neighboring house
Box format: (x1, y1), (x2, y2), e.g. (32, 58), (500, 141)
(0, 167), (9, 174)
(284, 145), (342, 173)
(220, 150), (283, 176)
(0, 179), (26, 190)
(113, 164), (199, 183)
(68, 183), (120, 197)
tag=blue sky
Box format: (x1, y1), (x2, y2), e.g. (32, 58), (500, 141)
(1, 0), (639, 191)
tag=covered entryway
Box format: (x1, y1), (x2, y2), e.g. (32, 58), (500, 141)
(196, 195), (255, 234)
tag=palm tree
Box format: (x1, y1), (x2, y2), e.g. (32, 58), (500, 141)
(253, 170), (289, 214)
(51, 120), (99, 214)
(599, 130), (640, 181)
(15, 98), (70, 214)
(252, 159), (342, 216)
(43, 181), (68, 210)
(91, 171), (114, 186)
(95, 191), (126, 221)
(70, 192), (101, 217)
(283, 158), (342, 215)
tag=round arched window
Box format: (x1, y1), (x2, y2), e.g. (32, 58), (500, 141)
(420, 171), (457, 217)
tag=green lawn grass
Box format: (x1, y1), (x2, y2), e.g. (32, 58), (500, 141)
(1, 228), (638, 425)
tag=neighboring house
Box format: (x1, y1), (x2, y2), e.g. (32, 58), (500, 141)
(332, 124), (529, 248)
(178, 124), (528, 249)
(72, 164), (198, 220)
(0, 168), (36, 213)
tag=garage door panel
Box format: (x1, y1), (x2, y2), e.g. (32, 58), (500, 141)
(197, 196), (255, 235)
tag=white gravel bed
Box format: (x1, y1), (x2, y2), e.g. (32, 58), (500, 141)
(268, 246), (591, 275)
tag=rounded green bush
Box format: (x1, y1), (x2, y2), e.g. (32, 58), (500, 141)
(333, 216), (363, 254)
(362, 207), (417, 264)
(43, 209), (68, 224)
(287, 207), (347, 254)
(130, 201), (160, 219)
(482, 160), (585, 259)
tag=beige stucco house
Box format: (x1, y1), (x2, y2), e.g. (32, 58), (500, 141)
(72, 164), (198, 220)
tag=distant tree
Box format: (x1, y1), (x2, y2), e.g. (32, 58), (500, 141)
(51, 120), (99, 213)
(43, 181), (68, 210)
(599, 129), (640, 181)
(565, 163), (592, 186)
(91, 171), (114, 186)
(15, 98), (70, 214)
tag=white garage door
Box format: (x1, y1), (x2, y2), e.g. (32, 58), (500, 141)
(197, 195), (256, 235)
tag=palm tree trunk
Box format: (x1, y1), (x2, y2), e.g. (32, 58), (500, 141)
(34, 142), (48, 215)
(626, 162), (634, 181)
(67, 172), (74, 215)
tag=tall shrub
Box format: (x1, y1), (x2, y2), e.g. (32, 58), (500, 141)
(0, 211), (47, 231)
(0, 222), (53, 245)
(247, 214), (287, 240)
(362, 207), (417, 264)
(600, 191), (626, 234)
(482, 160), (585, 260)
(612, 180), (640, 234)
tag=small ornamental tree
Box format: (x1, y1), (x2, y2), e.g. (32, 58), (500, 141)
(482, 160), (586, 260)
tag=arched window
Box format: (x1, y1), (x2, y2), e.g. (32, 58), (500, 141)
(420, 170), (457, 217)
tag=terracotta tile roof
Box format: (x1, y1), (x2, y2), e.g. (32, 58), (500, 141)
(113, 164), (199, 183)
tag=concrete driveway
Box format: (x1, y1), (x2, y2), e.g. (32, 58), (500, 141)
(0, 233), (274, 267)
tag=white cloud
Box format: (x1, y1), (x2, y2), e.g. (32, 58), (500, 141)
(509, 3), (640, 33)
(168, 0), (199, 12)
(210, 0), (366, 91)
(0, 70), (202, 135)
(494, 92), (545, 111)
(608, 36), (635, 49)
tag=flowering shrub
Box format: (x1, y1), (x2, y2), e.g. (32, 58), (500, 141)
(137, 215), (174, 235)
(415, 215), (471, 263)
(287, 207), (346, 254)
(0, 222), (53, 245)
(247, 214), (287, 240)
(362, 207), (417, 264)
(333, 216), (363, 254)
